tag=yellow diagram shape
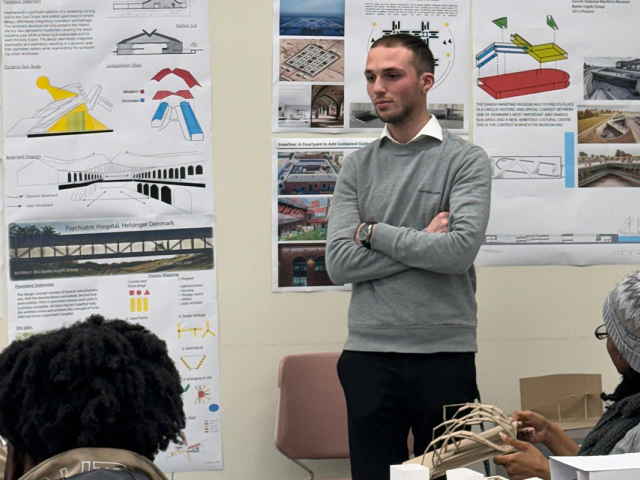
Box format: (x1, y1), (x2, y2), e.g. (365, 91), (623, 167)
(48, 105), (109, 133)
(37, 76), (77, 101)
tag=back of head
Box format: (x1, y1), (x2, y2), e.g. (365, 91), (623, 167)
(0, 315), (185, 465)
(370, 33), (435, 75)
(604, 271), (640, 373)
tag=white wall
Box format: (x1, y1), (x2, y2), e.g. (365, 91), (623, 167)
(89, 1), (640, 479)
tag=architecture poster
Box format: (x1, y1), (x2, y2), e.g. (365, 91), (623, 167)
(2, 0), (221, 471)
(272, 0), (471, 134)
(474, 0), (640, 266)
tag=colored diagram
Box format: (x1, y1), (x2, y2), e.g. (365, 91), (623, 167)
(7, 77), (113, 138)
(114, 0), (187, 10)
(115, 29), (200, 55)
(475, 15), (569, 99)
(180, 355), (206, 370)
(194, 385), (210, 404)
(151, 68), (203, 141)
(130, 288), (150, 312)
(177, 321), (215, 339)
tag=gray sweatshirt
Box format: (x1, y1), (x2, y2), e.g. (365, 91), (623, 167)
(326, 131), (491, 353)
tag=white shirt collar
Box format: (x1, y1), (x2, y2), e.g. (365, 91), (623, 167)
(380, 115), (443, 144)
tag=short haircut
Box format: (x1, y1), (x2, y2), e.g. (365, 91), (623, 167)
(0, 315), (185, 464)
(370, 34), (435, 75)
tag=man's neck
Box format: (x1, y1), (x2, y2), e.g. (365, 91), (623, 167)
(387, 111), (431, 144)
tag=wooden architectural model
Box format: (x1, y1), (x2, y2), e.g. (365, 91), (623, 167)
(404, 404), (517, 479)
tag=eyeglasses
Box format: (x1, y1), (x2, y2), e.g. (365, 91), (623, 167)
(595, 324), (607, 340)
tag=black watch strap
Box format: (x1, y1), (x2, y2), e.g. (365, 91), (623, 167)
(359, 222), (376, 249)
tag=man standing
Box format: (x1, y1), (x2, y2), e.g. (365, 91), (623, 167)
(326, 34), (491, 480)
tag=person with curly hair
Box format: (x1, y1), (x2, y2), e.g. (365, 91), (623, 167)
(0, 314), (185, 480)
(495, 271), (640, 479)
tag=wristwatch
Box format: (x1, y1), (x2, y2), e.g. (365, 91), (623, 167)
(358, 222), (376, 249)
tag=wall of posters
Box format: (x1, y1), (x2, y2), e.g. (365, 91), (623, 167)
(2, 0), (221, 471)
(272, 0), (470, 134)
(272, 138), (374, 292)
(473, 0), (640, 266)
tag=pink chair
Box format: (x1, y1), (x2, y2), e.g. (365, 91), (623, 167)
(275, 352), (351, 480)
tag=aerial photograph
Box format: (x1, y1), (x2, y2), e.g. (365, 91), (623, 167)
(279, 0), (345, 36)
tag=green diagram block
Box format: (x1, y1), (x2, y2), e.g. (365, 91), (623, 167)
(493, 17), (507, 29)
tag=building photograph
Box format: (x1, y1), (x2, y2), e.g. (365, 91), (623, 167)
(277, 244), (333, 288)
(277, 151), (342, 195)
(584, 57), (640, 100)
(278, 196), (331, 241)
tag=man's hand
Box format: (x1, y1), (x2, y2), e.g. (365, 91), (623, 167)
(494, 433), (551, 480)
(425, 212), (449, 233)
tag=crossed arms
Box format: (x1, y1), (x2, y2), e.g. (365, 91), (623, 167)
(326, 147), (491, 285)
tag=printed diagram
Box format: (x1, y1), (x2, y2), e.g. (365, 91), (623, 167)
(130, 288), (150, 312)
(7, 77), (113, 138)
(14, 151), (206, 214)
(194, 385), (210, 404)
(491, 156), (563, 179)
(151, 68), (203, 141)
(114, 0), (187, 10)
(619, 217), (640, 234)
(368, 20), (455, 90)
(180, 355), (206, 370)
(114, 29), (200, 55)
(177, 321), (215, 339)
(475, 15), (569, 99)
(279, 39), (344, 82)
(584, 58), (640, 100)
(167, 441), (205, 460)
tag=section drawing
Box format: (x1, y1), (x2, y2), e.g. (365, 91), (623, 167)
(115, 29), (199, 55)
(8, 77), (113, 138)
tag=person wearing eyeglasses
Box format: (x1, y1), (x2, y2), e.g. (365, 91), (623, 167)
(494, 271), (640, 480)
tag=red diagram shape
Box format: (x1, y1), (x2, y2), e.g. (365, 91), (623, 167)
(153, 90), (195, 100)
(151, 68), (201, 88)
(478, 69), (570, 99)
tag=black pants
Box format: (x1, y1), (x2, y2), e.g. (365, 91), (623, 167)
(337, 350), (478, 480)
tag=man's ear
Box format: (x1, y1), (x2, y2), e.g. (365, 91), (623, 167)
(420, 72), (435, 94)
(5, 443), (33, 480)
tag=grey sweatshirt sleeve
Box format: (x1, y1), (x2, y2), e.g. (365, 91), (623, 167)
(371, 146), (491, 274)
(326, 157), (410, 285)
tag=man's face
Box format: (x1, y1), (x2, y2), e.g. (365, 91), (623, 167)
(364, 46), (433, 125)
